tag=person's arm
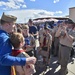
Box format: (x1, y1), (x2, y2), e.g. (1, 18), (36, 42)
(30, 35), (36, 47)
(32, 31), (38, 36)
(32, 26), (38, 37)
(0, 37), (36, 66)
(0, 53), (36, 66)
(65, 29), (74, 42)
(55, 26), (61, 37)
(66, 33), (74, 42)
(0, 53), (26, 66)
(47, 34), (52, 52)
(26, 57), (36, 65)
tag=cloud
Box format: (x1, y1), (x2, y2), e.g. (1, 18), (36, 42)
(0, 0), (26, 10)
(53, 0), (60, 3)
(55, 11), (62, 14)
(38, 11), (54, 16)
(30, 0), (36, 2)
(5, 9), (62, 23)
(22, 5), (27, 8)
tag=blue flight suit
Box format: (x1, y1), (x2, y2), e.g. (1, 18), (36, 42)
(0, 30), (26, 75)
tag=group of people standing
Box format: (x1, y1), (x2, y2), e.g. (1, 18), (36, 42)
(0, 12), (75, 75)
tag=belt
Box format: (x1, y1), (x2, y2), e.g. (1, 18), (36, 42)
(60, 43), (69, 48)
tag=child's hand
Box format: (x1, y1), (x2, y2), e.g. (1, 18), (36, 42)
(26, 45), (31, 48)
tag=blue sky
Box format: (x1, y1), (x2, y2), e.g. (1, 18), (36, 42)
(0, 0), (75, 23)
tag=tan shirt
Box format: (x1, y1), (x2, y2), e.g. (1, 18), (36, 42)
(15, 52), (36, 75)
(68, 30), (75, 38)
(25, 35), (35, 51)
(60, 35), (73, 47)
(52, 26), (58, 41)
(55, 27), (74, 47)
(39, 33), (52, 47)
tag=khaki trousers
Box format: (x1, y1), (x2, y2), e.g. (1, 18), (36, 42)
(58, 44), (71, 75)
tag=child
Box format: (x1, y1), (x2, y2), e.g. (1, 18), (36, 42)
(22, 25), (35, 57)
(10, 32), (36, 75)
(39, 26), (52, 66)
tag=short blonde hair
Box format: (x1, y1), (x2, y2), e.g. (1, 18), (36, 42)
(10, 32), (24, 48)
(22, 25), (29, 29)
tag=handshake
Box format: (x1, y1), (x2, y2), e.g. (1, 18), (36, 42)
(26, 57), (36, 65)
(25, 57), (36, 75)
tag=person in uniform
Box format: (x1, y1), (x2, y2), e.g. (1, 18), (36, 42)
(0, 12), (36, 75)
(52, 22), (62, 57)
(39, 26), (52, 66)
(10, 32), (36, 75)
(22, 25), (35, 57)
(67, 22), (75, 57)
(55, 20), (74, 75)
